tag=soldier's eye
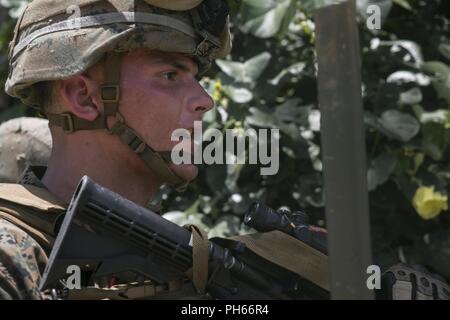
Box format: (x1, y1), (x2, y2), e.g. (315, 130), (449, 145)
(161, 71), (178, 81)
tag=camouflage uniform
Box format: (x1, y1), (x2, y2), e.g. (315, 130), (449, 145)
(0, 166), (61, 300)
(0, 221), (48, 300)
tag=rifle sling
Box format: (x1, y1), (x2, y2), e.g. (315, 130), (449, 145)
(229, 231), (330, 291)
(183, 224), (209, 294)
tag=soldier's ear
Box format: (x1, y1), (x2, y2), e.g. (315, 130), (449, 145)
(58, 74), (101, 121)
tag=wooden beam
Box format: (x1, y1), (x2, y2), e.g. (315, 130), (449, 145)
(314, 0), (374, 300)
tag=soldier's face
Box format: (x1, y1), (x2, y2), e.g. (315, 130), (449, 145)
(118, 49), (214, 182)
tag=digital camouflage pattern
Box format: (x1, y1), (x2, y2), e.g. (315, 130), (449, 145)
(0, 219), (49, 299)
(0, 166), (52, 300)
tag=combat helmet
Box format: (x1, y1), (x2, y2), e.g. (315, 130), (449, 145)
(0, 117), (51, 183)
(5, 0), (232, 191)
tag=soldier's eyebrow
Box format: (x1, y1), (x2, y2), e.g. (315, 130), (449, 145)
(151, 57), (198, 76)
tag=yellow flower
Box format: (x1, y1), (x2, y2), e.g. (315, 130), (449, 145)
(212, 80), (222, 103)
(220, 97), (229, 108)
(412, 186), (448, 220)
(213, 80), (222, 91)
(212, 90), (222, 102)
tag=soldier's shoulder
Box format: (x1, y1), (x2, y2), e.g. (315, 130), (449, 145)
(0, 181), (64, 243)
(0, 178), (63, 299)
(0, 218), (49, 299)
(0, 181), (65, 211)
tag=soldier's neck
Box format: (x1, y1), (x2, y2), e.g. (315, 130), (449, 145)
(41, 143), (161, 207)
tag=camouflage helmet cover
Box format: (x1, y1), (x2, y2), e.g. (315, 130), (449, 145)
(5, 0), (232, 107)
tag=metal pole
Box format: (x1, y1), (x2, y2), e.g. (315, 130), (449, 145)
(314, 0), (374, 300)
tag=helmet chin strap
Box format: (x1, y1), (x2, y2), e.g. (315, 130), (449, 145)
(47, 52), (190, 193)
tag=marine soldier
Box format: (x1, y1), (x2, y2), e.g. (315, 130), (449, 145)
(1, 0), (230, 299)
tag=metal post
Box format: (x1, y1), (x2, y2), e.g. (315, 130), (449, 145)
(314, 0), (374, 300)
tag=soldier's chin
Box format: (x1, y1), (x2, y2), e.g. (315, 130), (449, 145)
(169, 163), (199, 182)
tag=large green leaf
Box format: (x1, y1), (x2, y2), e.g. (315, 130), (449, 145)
(246, 107), (278, 128)
(398, 87), (422, 105)
(273, 98), (307, 124)
(246, 107), (301, 140)
(300, 0), (345, 11)
(162, 211), (212, 231)
(269, 62), (306, 86)
(421, 122), (450, 161)
(392, 0), (412, 10)
(413, 105), (448, 125)
(242, 0), (279, 10)
(208, 215), (243, 238)
(421, 61), (450, 102)
(377, 40), (424, 67)
(368, 152), (397, 191)
(386, 70), (430, 86)
(240, 0), (293, 38)
(438, 43), (450, 61)
(1, 0), (28, 18)
(216, 52), (272, 83)
(276, 0), (298, 38)
(378, 110), (420, 142)
(392, 174), (418, 199)
(223, 85), (253, 103)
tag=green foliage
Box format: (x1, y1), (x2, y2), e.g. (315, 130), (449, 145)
(0, 0), (449, 276)
(0, 1), (33, 120)
(0, 0), (27, 18)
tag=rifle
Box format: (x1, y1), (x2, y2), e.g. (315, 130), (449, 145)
(40, 176), (329, 299)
